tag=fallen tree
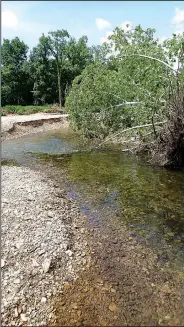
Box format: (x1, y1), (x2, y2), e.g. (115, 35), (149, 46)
(95, 120), (166, 149)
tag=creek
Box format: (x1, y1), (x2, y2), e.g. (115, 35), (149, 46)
(2, 128), (184, 270)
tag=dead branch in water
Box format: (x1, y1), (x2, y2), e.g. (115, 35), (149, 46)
(96, 121), (166, 148)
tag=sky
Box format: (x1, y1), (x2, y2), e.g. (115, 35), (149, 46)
(2, 1), (184, 50)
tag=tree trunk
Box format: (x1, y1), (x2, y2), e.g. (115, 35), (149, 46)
(56, 61), (62, 109)
(57, 70), (62, 109)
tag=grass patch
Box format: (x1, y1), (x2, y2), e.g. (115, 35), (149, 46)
(1, 159), (20, 166)
(1, 105), (65, 116)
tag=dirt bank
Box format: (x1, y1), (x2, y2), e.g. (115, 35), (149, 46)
(1, 113), (69, 140)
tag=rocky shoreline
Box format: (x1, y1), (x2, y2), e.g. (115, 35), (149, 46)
(2, 166), (90, 326)
(1, 116), (184, 326)
(2, 165), (184, 326)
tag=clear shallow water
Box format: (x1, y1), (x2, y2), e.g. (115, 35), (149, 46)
(2, 129), (184, 268)
(2, 129), (88, 164)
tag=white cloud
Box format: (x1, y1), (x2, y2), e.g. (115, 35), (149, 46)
(96, 18), (111, 31)
(171, 7), (184, 33)
(2, 10), (19, 29)
(172, 7), (184, 25)
(100, 30), (113, 44)
(120, 20), (133, 32)
(2, 8), (53, 49)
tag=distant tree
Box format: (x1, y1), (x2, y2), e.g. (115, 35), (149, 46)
(1, 37), (32, 105)
(89, 44), (110, 63)
(41, 30), (70, 108)
(29, 37), (58, 105)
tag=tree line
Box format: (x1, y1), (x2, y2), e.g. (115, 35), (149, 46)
(2, 25), (184, 139)
(1, 29), (103, 107)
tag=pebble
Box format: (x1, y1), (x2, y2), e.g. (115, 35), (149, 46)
(18, 304), (23, 314)
(71, 303), (78, 309)
(14, 307), (19, 318)
(1, 259), (5, 268)
(109, 303), (118, 312)
(41, 297), (47, 304)
(42, 258), (51, 273)
(27, 196), (34, 201)
(32, 259), (39, 267)
(20, 313), (28, 322)
(66, 250), (73, 257)
(16, 240), (24, 249)
(48, 211), (54, 218)
(64, 283), (71, 289)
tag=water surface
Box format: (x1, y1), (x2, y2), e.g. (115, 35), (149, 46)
(2, 129), (184, 269)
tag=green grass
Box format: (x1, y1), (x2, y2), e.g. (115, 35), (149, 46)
(1, 159), (20, 166)
(1, 105), (64, 116)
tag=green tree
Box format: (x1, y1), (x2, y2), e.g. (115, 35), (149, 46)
(29, 37), (58, 105)
(43, 30), (70, 108)
(29, 31), (92, 106)
(89, 44), (110, 63)
(1, 37), (32, 106)
(66, 25), (178, 138)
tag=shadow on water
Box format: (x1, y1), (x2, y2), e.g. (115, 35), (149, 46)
(2, 129), (184, 267)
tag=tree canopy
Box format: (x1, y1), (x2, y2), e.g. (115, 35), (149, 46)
(2, 25), (184, 140)
(1, 31), (93, 107)
(66, 25), (184, 137)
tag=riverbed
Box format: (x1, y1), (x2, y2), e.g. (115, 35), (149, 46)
(2, 127), (184, 326)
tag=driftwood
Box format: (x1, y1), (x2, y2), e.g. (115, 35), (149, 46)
(96, 121), (167, 148)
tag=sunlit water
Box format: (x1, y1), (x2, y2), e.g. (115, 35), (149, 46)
(2, 129), (184, 269)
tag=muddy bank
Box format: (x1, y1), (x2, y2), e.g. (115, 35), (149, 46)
(1, 113), (69, 140)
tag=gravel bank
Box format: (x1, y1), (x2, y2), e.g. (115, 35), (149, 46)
(1, 166), (90, 326)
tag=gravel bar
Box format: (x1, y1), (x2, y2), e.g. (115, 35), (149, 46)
(1, 166), (89, 326)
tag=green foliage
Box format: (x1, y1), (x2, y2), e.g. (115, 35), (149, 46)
(2, 31), (93, 109)
(2, 37), (32, 106)
(2, 25), (184, 145)
(66, 26), (184, 138)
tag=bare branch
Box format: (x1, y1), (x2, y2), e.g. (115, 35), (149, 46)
(119, 54), (177, 72)
(96, 121), (167, 148)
